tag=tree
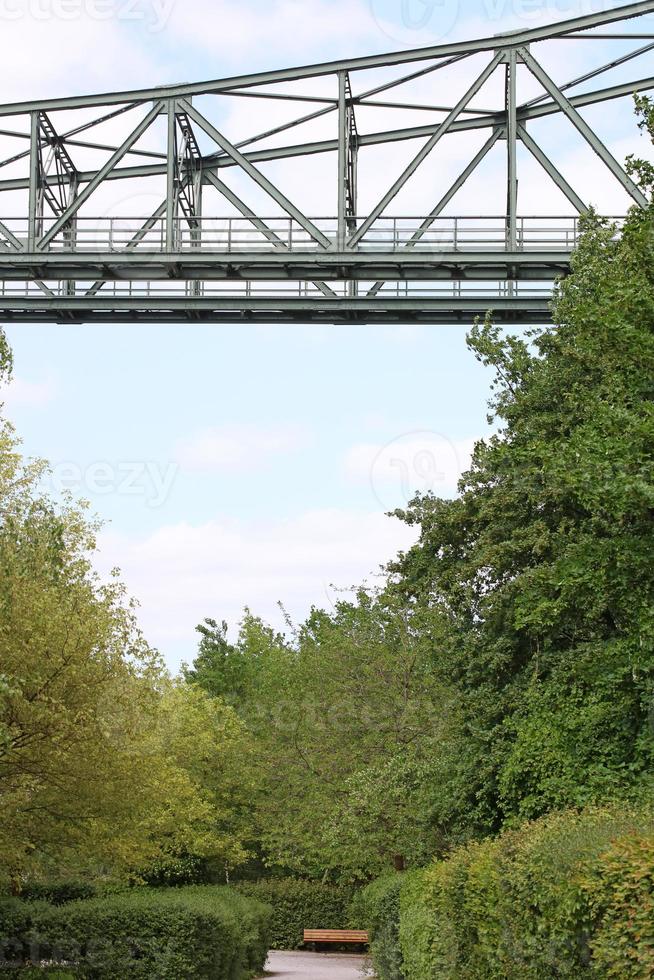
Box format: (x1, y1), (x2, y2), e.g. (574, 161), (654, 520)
(192, 593), (456, 880)
(389, 98), (654, 832)
(183, 617), (257, 707)
(141, 680), (257, 881)
(0, 333), (253, 884)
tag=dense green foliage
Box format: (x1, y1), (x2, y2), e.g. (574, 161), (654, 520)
(0, 887), (271, 979)
(186, 594), (454, 880)
(14, 884), (98, 908)
(580, 831), (654, 977)
(0, 898), (49, 972)
(234, 878), (357, 950)
(0, 332), (255, 886)
(387, 104), (654, 839)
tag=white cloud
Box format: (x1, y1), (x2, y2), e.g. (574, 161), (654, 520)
(96, 507), (418, 669)
(2, 375), (57, 410)
(175, 422), (312, 473)
(0, 6), (162, 104)
(165, 0), (383, 65)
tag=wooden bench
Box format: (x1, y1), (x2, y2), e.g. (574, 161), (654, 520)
(303, 929), (369, 945)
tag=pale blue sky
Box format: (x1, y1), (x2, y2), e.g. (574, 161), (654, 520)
(2, 0), (652, 669)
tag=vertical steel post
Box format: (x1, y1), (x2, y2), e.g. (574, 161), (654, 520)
(28, 111), (40, 251)
(349, 131), (358, 225)
(191, 173), (203, 296)
(64, 176), (79, 296)
(192, 177), (203, 249)
(506, 49), (518, 251)
(337, 71), (347, 251)
(166, 100), (177, 252)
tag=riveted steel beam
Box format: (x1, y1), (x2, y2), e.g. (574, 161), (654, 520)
(1, 73), (649, 197)
(0, 294), (555, 328)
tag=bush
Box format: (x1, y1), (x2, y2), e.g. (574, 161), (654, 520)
(2, 887), (271, 979)
(356, 874), (406, 980)
(234, 879), (357, 950)
(17, 884), (97, 907)
(396, 804), (654, 979)
(0, 899), (50, 971)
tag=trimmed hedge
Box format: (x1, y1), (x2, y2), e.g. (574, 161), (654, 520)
(0, 899), (50, 972)
(578, 833), (654, 978)
(399, 805), (654, 979)
(361, 805), (654, 980)
(234, 879), (358, 950)
(355, 875), (405, 980)
(1, 887), (271, 979)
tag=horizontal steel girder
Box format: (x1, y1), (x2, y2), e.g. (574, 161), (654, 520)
(0, 295), (553, 326)
(0, 250), (572, 282)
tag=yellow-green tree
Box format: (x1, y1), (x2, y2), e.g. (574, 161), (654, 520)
(0, 337), (252, 884)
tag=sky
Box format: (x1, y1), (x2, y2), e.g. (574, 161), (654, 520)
(1, 0), (653, 671)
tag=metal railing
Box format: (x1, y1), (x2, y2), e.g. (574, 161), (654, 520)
(0, 279), (555, 300)
(0, 215), (623, 254)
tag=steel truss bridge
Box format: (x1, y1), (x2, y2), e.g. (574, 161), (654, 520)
(0, 2), (652, 324)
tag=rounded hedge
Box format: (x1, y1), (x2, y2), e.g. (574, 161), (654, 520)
(405, 805), (654, 979)
(1, 886), (271, 979)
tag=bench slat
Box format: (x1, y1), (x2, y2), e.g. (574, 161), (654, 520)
(303, 929), (369, 943)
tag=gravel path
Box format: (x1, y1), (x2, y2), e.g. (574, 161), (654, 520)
(261, 950), (371, 979)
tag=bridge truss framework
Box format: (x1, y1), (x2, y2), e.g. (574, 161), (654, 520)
(0, 1), (652, 324)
